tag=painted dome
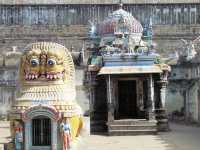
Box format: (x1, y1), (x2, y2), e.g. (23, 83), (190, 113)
(96, 8), (143, 35)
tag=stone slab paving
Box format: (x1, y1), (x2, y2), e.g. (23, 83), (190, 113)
(0, 121), (11, 150)
(0, 119), (200, 150)
(80, 120), (200, 150)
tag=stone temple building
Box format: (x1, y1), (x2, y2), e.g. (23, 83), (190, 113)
(0, 0), (199, 118)
(86, 5), (171, 135)
(166, 37), (200, 124)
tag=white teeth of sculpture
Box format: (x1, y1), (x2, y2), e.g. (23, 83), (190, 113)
(47, 74), (50, 79)
(57, 73), (60, 78)
(32, 75), (35, 79)
(25, 74), (29, 79)
(29, 75), (32, 79)
(54, 74), (57, 79)
(50, 75), (53, 80)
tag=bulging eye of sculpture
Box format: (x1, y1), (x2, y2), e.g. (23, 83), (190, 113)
(30, 58), (40, 67)
(24, 58), (40, 80)
(47, 59), (57, 66)
(46, 58), (64, 80)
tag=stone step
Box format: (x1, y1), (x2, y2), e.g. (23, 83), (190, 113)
(108, 124), (157, 130)
(110, 119), (157, 126)
(108, 129), (157, 136)
(107, 119), (158, 135)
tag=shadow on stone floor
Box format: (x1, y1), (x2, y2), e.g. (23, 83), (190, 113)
(1, 120), (200, 150)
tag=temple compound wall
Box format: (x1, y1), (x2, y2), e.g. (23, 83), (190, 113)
(166, 63), (200, 123)
(0, 1), (199, 54)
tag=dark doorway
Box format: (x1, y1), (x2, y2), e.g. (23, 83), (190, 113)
(118, 80), (137, 119)
(32, 117), (51, 146)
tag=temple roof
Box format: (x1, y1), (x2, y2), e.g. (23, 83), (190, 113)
(98, 65), (163, 75)
(96, 7), (143, 35)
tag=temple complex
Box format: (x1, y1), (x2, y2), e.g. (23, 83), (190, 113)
(0, 0), (200, 119)
(86, 4), (171, 135)
(8, 42), (83, 150)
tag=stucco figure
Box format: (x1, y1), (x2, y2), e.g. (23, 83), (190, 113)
(61, 118), (72, 150)
(14, 121), (23, 150)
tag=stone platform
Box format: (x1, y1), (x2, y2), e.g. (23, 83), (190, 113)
(107, 119), (157, 136)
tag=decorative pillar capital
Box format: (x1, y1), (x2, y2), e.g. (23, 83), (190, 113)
(157, 80), (168, 88)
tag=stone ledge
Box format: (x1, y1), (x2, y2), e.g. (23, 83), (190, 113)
(0, 0), (199, 5)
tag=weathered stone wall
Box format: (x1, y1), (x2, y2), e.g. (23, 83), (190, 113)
(0, 25), (89, 54)
(0, 0), (199, 5)
(0, 53), (19, 117)
(153, 25), (200, 55)
(0, 24), (199, 56)
(166, 63), (200, 123)
(0, 4), (199, 54)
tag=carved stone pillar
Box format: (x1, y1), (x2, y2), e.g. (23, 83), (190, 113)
(89, 72), (97, 133)
(89, 72), (96, 112)
(51, 121), (58, 150)
(147, 74), (155, 120)
(160, 81), (167, 108)
(106, 75), (114, 122)
(156, 80), (169, 131)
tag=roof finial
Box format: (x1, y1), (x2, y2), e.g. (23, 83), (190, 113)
(119, 0), (123, 9)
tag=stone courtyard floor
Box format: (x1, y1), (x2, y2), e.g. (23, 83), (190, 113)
(1, 118), (200, 150)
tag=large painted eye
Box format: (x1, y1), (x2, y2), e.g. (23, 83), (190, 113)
(30, 59), (39, 67)
(47, 59), (56, 65)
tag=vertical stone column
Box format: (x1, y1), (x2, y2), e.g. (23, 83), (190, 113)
(147, 74), (155, 120)
(51, 121), (58, 150)
(24, 121), (31, 150)
(106, 75), (114, 122)
(89, 72), (96, 133)
(89, 72), (95, 112)
(156, 80), (169, 131)
(160, 82), (167, 108)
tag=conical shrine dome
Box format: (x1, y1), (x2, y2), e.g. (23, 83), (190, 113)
(96, 7), (143, 36)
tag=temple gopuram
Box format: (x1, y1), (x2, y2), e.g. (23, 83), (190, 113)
(86, 4), (171, 135)
(9, 42), (83, 150)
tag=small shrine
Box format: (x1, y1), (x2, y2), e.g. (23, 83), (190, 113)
(86, 4), (171, 135)
(9, 42), (83, 150)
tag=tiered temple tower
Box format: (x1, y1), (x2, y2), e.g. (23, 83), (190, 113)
(9, 42), (83, 150)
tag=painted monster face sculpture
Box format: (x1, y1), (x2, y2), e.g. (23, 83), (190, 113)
(24, 48), (65, 80)
(20, 42), (74, 84)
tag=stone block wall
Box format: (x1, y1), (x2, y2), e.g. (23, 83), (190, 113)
(0, 25), (89, 54)
(0, 53), (19, 117)
(153, 25), (200, 56)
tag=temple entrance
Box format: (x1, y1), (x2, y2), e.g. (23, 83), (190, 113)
(32, 116), (51, 150)
(117, 80), (137, 119)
